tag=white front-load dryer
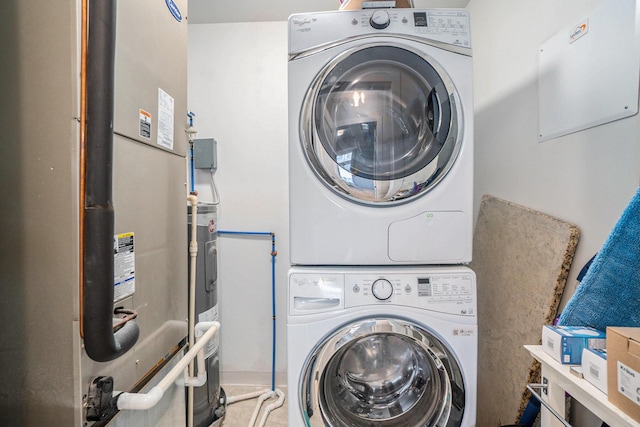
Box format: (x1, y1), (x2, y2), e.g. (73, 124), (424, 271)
(287, 266), (477, 427)
(288, 9), (474, 265)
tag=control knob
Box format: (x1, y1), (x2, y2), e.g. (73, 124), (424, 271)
(371, 278), (393, 300)
(370, 10), (390, 30)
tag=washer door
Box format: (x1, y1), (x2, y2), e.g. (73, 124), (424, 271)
(300, 44), (463, 206)
(300, 318), (465, 427)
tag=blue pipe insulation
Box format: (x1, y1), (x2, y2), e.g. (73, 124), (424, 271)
(216, 230), (277, 391)
(189, 145), (195, 193)
(186, 111), (196, 194)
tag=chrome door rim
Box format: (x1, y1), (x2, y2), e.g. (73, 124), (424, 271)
(299, 317), (465, 427)
(299, 43), (464, 206)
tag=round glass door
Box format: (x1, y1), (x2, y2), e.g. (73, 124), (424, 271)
(300, 318), (465, 427)
(300, 44), (463, 205)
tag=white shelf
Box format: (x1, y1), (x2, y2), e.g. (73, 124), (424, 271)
(525, 345), (640, 427)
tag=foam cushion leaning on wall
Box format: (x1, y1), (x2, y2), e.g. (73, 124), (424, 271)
(558, 187), (640, 331)
(470, 195), (580, 426)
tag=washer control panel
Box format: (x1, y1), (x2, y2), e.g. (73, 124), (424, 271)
(344, 271), (476, 316)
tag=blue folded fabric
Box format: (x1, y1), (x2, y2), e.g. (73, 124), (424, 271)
(558, 187), (640, 332)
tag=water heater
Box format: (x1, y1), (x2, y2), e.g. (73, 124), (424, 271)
(188, 203), (226, 426)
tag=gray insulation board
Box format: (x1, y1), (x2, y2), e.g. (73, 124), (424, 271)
(470, 195), (580, 426)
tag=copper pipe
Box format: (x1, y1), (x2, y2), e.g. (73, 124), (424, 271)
(79, 0), (88, 338)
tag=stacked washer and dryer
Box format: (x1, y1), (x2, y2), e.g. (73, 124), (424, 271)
(287, 6), (477, 427)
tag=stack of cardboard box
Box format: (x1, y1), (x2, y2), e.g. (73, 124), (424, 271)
(541, 325), (640, 422)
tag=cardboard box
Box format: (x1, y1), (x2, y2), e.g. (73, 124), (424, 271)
(607, 327), (640, 422)
(542, 325), (606, 364)
(582, 347), (608, 394)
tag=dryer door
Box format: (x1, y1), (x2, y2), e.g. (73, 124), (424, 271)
(301, 44), (463, 206)
(300, 318), (465, 427)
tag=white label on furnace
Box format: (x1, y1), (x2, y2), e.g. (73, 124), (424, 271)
(617, 361), (640, 406)
(199, 305), (219, 358)
(157, 88), (174, 150)
(114, 232), (135, 302)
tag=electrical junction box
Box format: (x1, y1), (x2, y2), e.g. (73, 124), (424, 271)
(193, 138), (217, 170)
(538, 0), (640, 142)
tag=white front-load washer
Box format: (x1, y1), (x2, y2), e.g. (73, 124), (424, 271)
(287, 266), (477, 427)
(288, 9), (474, 265)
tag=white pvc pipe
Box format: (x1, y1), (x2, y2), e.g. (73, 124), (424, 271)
(183, 345), (206, 387)
(224, 386), (286, 427)
(183, 321), (216, 387)
(257, 389), (285, 427)
(186, 194), (198, 427)
(116, 321), (220, 411)
(248, 390), (275, 427)
(115, 387), (164, 411)
(226, 389), (271, 405)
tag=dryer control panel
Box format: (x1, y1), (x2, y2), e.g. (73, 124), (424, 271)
(289, 9), (471, 55)
(344, 271), (476, 316)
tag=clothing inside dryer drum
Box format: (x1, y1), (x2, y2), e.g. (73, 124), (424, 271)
(308, 45), (459, 203)
(318, 333), (460, 426)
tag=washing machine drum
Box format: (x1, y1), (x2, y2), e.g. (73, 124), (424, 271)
(300, 318), (465, 427)
(300, 44), (464, 205)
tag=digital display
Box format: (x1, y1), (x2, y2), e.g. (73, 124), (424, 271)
(417, 277), (431, 297)
(413, 12), (427, 27)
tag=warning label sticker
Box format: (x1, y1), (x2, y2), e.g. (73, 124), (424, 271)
(139, 109), (151, 139)
(157, 88), (174, 150)
(114, 232), (135, 302)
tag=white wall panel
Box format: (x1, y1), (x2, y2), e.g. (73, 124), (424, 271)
(188, 22), (289, 385)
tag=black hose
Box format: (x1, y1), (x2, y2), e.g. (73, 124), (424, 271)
(83, 0), (139, 362)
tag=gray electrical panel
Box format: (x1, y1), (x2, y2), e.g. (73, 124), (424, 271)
(194, 138), (218, 170)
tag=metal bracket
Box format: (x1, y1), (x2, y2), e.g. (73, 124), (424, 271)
(527, 383), (572, 427)
(85, 376), (119, 422)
